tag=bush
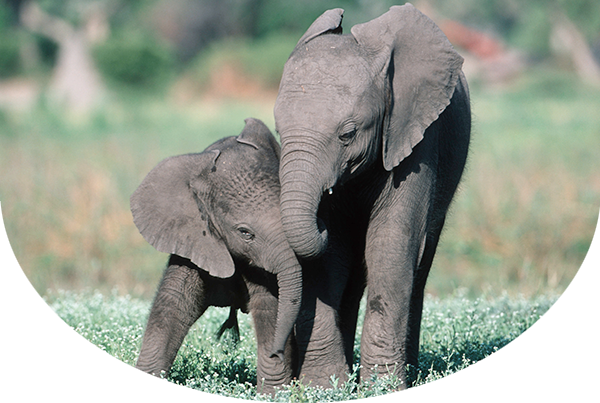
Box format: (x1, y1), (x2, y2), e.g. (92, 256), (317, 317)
(93, 33), (175, 87)
(187, 34), (299, 91)
(0, 33), (21, 77)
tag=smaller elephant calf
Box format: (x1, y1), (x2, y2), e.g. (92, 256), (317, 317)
(131, 118), (302, 394)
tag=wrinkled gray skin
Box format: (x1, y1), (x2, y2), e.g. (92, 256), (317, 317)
(131, 118), (301, 394)
(274, 5), (471, 388)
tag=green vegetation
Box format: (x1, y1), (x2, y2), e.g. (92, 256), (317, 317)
(0, 289), (600, 403)
(93, 33), (175, 88)
(185, 33), (300, 91)
(0, 35), (21, 78)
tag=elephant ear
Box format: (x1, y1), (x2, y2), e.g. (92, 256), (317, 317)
(297, 8), (344, 46)
(236, 118), (281, 160)
(351, 4), (464, 171)
(130, 150), (235, 278)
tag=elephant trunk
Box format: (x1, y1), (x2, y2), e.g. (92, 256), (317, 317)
(269, 237), (303, 360)
(279, 146), (329, 259)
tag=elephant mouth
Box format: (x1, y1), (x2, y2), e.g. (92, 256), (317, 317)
(316, 187), (336, 230)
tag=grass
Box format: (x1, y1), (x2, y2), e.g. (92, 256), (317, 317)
(1, 67), (598, 299)
(0, 288), (600, 403)
(427, 69), (600, 296)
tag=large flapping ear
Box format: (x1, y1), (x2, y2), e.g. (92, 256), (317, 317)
(297, 8), (344, 46)
(236, 118), (281, 159)
(130, 151), (235, 278)
(351, 3), (464, 171)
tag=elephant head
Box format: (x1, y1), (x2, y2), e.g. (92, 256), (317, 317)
(130, 118), (301, 360)
(274, 4), (464, 258)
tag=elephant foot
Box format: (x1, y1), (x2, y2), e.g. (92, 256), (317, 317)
(297, 367), (350, 390)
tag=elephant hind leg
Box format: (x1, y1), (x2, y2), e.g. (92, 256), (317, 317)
(406, 218), (446, 384)
(136, 256), (208, 377)
(339, 263), (366, 369)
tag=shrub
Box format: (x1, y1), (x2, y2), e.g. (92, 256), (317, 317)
(0, 33), (21, 77)
(93, 33), (175, 87)
(186, 34), (298, 91)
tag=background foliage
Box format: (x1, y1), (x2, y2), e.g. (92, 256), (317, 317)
(1, 0), (600, 82)
(427, 0), (600, 56)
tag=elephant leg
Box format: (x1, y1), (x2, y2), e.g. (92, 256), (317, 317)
(295, 296), (349, 388)
(338, 263), (366, 370)
(248, 282), (296, 396)
(136, 257), (208, 376)
(295, 256), (351, 388)
(360, 236), (416, 388)
(405, 219), (444, 385)
(360, 165), (435, 389)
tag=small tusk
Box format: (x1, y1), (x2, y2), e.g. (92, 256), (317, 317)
(327, 188), (333, 195)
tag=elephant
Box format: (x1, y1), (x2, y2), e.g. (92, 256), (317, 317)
(273, 4), (471, 388)
(130, 118), (302, 394)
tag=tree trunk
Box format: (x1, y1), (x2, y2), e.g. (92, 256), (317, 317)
(550, 10), (600, 87)
(21, 2), (106, 114)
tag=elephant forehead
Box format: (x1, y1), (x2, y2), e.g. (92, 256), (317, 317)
(282, 55), (368, 95)
(213, 167), (279, 212)
(276, 73), (360, 128)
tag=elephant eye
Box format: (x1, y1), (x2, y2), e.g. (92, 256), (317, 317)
(237, 226), (255, 241)
(339, 128), (357, 145)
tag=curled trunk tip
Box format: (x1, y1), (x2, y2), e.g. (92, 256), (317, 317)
(282, 217), (328, 259)
(278, 146), (330, 259)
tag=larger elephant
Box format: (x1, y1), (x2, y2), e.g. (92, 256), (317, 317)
(130, 118), (301, 394)
(273, 4), (471, 387)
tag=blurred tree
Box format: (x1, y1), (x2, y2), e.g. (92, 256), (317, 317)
(21, 0), (107, 113)
(557, 0), (600, 41)
(0, 1), (21, 77)
(549, 5), (600, 86)
(151, 0), (234, 63)
(18, 0), (174, 110)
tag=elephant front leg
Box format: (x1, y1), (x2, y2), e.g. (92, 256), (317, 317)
(294, 255), (352, 389)
(295, 296), (349, 388)
(360, 263), (414, 388)
(136, 257), (208, 377)
(360, 193), (431, 389)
